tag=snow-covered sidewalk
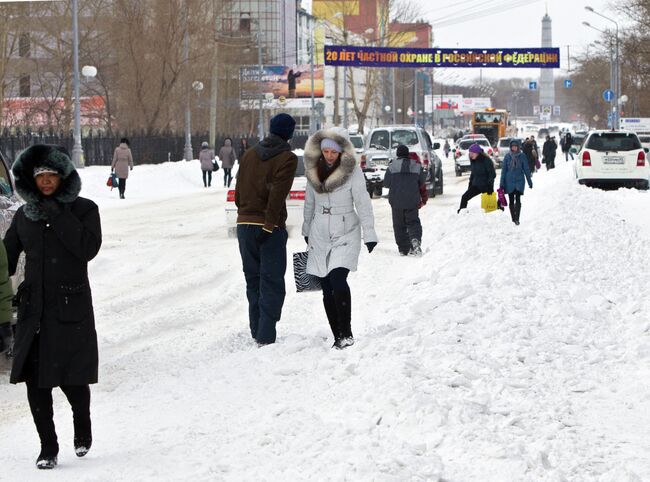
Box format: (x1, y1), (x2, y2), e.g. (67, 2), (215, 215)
(0, 159), (648, 481)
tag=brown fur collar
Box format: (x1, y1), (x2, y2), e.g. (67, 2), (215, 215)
(303, 128), (357, 193)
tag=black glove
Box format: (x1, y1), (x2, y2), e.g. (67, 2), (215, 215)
(256, 229), (272, 245)
(0, 322), (12, 354)
(130, 166), (133, 171)
(366, 242), (377, 253)
(304, 236), (309, 244)
(39, 198), (62, 219)
(487, 184), (494, 195)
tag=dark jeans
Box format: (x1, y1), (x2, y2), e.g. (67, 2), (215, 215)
(23, 336), (91, 455)
(508, 191), (522, 223)
(459, 185), (484, 210)
(118, 178), (127, 197)
(565, 150), (574, 161)
(202, 170), (212, 187)
(223, 168), (233, 187)
(391, 207), (422, 254)
(237, 224), (288, 344)
(545, 155), (556, 170)
(320, 268), (352, 340)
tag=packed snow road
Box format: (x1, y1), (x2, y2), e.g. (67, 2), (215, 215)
(0, 156), (648, 481)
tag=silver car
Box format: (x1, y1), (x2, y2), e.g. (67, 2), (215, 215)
(363, 125), (443, 197)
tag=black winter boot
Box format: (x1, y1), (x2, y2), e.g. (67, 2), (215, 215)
(36, 451), (58, 470)
(333, 289), (353, 349)
(508, 203), (517, 224)
(322, 292), (340, 344)
(514, 203), (522, 225)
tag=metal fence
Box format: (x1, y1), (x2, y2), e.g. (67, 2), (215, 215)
(0, 129), (310, 166)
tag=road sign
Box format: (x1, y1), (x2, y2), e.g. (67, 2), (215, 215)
(620, 117), (650, 131)
(564, 79), (573, 89)
(593, 115), (600, 122)
(529, 81), (538, 90)
(553, 105), (561, 115)
(602, 89), (615, 102)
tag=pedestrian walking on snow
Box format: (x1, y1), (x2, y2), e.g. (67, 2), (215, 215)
(457, 143), (496, 213)
(542, 135), (557, 170)
(198, 141), (216, 187)
(302, 127), (378, 349)
(384, 145), (426, 256)
(443, 140), (451, 159)
(111, 137), (133, 199)
(3, 145), (102, 470)
(500, 139), (533, 225)
(236, 113), (298, 345)
(218, 138), (237, 188)
(561, 132), (574, 161)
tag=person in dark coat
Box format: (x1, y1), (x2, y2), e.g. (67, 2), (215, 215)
(542, 135), (557, 170)
(3, 144), (102, 469)
(235, 113), (298, 346)
(457, 143), (496, 213)
(522, 137), (538, 174)
(562, 132), (574, 161)
(287, 69), (302, 98)
(384, 145), (427, 256)
(500, 139), (533, 225)
(0, 241), (14, 354)
(218, 138), (237, 188)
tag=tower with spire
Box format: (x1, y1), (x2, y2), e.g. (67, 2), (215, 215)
(539, 8), (555, 117)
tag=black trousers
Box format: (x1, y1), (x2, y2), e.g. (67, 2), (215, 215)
(23, 336), (91, 455)
(202, 170), (212, 187)
(459, 185), (484, 210)
(223, 168), (233, 187)
(508, 191), (522, 223)
(391, 207), (422, 254)
(320, 268), (352, 339)
(118, 177), (127, 197)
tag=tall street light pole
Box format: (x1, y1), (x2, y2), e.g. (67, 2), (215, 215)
(585, 6), (620, 129)
(257, 25), (264, 140)
(309, 22), (316, 134)
(583, 21), (616, 129)
(183, 1), (193, 162)
(71, 0), (84, 168)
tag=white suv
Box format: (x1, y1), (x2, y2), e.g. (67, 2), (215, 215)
(575, 130), (649, 190)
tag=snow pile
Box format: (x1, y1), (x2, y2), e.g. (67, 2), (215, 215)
(0, 159), (648, 481)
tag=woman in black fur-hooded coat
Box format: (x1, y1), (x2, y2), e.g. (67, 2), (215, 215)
(3, 144), (101, 469)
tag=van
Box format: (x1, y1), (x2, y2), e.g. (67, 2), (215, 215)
(362, 125), (443, 197)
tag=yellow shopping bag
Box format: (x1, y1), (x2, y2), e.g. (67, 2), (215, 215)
(481, 192), (498, 213)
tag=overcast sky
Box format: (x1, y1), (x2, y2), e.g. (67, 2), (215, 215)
(305, 0), (623, 81)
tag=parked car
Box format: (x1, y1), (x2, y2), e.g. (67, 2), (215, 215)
(225, 150), (307, 237)
(349, 133), (365, 163)
(454, 137), (494, 176)
(362, 125), (443, 197)
(574, 130), (649, 190)
(493, 137), (524, 168)
(638, 134), (650, 152)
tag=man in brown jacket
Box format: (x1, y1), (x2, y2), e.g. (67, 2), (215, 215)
(236, 113), (298, 345)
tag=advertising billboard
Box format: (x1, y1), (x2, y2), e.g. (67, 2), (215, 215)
(424, 95), (463, 113)
(240, 64), (324, 107)
(324, 46), (560, 69)
(458, 97), (492, 113)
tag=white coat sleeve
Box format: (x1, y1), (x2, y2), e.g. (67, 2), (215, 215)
(351, 167), (378, 243)
(302, 183), (315, 237)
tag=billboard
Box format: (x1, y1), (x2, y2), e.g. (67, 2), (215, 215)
(424, 94), (463, 113)
(240, 64), (324, 104)
(324, 46), (560, 69)
(458, 97), (492, 113)
(620, 117), (650, 132)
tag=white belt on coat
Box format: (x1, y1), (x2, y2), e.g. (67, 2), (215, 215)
(318, 206), (355, 215)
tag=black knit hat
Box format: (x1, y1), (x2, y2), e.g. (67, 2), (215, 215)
(269, 113), (296, 141)
(396, 145), (410, 158)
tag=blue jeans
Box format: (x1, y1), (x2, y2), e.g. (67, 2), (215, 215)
(237, 225), (288, 344)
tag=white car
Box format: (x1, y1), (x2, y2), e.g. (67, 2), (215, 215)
(574, 130), (649, 190)
(454, 138), (494, 176)
(637, 134), (650, 152)
(225, 149), (308, 236)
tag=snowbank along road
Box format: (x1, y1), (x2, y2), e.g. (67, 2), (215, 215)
(0, 153), (648, 481)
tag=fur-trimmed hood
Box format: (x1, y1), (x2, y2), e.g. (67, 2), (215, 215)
(12, 144), (82, 221)
(304, 128), (357, 193)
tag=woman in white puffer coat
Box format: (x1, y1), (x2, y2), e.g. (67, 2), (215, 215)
(302, 127), (378, 349)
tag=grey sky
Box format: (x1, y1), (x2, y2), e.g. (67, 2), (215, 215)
(304, 0), (623, 81)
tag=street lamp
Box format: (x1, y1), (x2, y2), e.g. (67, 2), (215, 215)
(585, 6), (620, 128)
(71, 0), (84, 168)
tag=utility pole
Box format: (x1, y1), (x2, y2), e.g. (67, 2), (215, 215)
(183, 0), (193, 162)
(257, 26), (264, 140)
(309, 23), (316, 134)
(71, 0), (84, 168)
(209, 1), (219, 149)
(413, 69), (417, 126)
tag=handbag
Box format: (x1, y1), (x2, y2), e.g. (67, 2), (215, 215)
(497, 187), (507, 207)
(535, 158), (542, 170)
(106, 175), (113, 188)
(481, 192), (498, 213)
(292, 252), (321, 292)
(212, 161), (220, 172)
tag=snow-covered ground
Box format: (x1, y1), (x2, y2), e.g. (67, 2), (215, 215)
(1, 154), (649, 481)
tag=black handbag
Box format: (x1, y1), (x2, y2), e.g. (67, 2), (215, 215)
(212, 161), (220, 172)
(292, 252), (321, 292)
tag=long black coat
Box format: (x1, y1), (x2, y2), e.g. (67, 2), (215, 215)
(4, 145), (101, 387)
(469, 152), (496, 192)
